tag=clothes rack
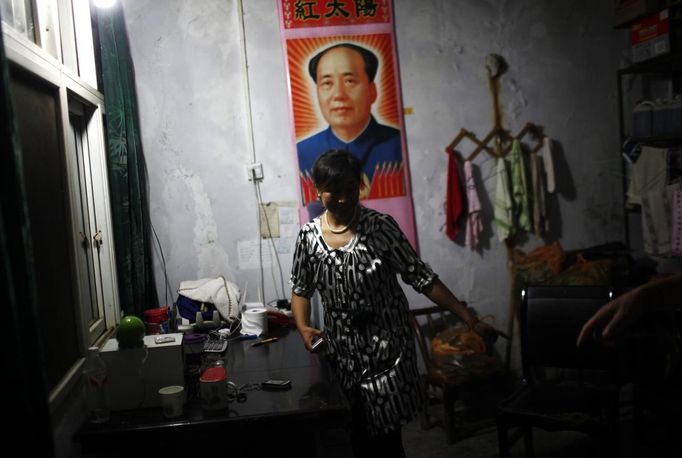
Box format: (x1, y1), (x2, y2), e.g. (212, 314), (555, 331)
(444, 55), (546, 371)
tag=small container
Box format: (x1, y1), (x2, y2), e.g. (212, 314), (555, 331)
(199, 366), (228, 410)
(667, 96), (682, 136)
(652, 99), (670, 136)
(632, 100), (654, 138)
(144, 306), (169, 335)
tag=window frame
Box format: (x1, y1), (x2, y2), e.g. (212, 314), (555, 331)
(3, 0), (119, 408)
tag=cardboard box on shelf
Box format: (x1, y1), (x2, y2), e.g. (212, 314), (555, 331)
(615, 0), (666, 27)
(630, 6), (681, 62)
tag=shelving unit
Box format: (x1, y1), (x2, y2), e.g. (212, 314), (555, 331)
(616, 50), (682, 255)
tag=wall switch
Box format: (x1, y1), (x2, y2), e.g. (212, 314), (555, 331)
(246, 162), (264, 182)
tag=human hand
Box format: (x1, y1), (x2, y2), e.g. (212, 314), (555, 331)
(576, 292), (644, 347)
(298, 325), (323, 352)
(472, 320), (507, 344)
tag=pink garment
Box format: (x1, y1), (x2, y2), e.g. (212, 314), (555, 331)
(673, 189), (682, 256)
(464, 161), (482, 249)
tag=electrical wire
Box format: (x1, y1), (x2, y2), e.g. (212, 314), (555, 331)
(143, 154), (174, 306)
(252, 182), (265, 304)
(237, 0), (266, 305)
(150, 221), (173, 306)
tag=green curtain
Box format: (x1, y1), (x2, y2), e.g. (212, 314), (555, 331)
(0, 15), (54, 456)
(97, 5), (159, 317)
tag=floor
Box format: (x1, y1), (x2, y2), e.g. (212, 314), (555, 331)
(401, 403), (681, 458)
(320, 393), (681, 458)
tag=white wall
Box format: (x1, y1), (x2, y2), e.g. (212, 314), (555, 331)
(121, 0), (628, 362)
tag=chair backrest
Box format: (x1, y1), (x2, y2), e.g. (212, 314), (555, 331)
(409, 305), (461, 369)
(522, 286), (615, 381)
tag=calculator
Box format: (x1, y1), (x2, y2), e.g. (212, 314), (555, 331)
(203, 338), (228, 353)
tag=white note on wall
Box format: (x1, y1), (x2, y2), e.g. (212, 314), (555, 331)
(237, 239), (273, 270)
(278, 206), (299, 238)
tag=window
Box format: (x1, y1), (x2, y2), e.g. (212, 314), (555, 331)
(3, 0), (119, 405)
(1, 0), (36, 42)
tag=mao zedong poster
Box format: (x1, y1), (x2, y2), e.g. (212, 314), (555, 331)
(277, 0), (417, 248)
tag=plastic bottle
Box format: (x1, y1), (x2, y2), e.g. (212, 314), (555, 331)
(83, 346), (110, 423)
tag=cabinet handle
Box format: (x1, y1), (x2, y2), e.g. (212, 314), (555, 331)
(93, 230), (103, 249)
(79, 232), (89, 249)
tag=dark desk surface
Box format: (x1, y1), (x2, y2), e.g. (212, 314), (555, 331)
(75, 327), (350, 456)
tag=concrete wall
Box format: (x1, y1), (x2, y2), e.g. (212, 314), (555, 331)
(120, 0), (628, 360)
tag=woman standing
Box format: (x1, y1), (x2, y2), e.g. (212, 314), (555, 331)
(290, 149), (498, 457)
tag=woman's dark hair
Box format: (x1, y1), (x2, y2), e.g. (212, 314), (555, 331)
(312, 149), (362, 190)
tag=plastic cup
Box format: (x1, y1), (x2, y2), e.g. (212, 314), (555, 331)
(158, 385), (185, 418)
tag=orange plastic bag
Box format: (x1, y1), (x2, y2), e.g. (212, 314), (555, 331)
(430, 320), (500, 383)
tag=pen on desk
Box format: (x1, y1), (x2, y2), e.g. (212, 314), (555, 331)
(252, 337), (279, 347)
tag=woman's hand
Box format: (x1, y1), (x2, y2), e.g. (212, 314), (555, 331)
(298, 325), (323, 352)
(471, 320), (506, 344)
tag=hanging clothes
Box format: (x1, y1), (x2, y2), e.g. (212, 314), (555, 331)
(464, 161), (482, 249)
(641, 181), (682, 257)
(627, 146), (667, 207)
(531, 153), (549, 236)
(445, 150), (464, 241)
(510, 140), (531, 232)
(672, 189), (682, 257)
(494, 157), (513, 241)
(542, 136), (556, 193)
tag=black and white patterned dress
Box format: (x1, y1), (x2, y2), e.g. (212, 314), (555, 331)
(290, 206), (437, 434)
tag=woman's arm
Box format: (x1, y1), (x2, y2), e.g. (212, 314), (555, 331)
(423, 278), (476, 326)
(291, 292), (323, 351)
(423, 278), (501, 340)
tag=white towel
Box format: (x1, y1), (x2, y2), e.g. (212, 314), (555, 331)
(177, 276), (240, 321)
(494, 158), (513, 241)
(464, 161), (482, 249)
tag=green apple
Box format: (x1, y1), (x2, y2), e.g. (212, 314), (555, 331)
(116, 315), (145, 349)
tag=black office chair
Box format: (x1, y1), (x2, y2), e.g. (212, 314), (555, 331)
(496, 286), (621, 458)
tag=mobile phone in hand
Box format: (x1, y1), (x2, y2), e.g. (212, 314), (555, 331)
(311, 336), (326, 353)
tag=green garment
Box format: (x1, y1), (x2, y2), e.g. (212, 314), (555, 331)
(494, 157), (513, 241)
(510, 139), (531, 232)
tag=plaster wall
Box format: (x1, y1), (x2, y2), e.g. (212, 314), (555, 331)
(121, 0), (627, 361)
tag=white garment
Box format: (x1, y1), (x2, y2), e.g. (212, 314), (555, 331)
(541, 136), (556, 193)
(177, 276), (240, 321)
(627, 146), (667, 207)
(464, 161), (482, 249)
(641, 181), (682, 257)
(672, 189), (682, 257)
(531, 153), (549, 236)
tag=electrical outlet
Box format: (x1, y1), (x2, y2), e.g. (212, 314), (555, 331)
(246, 162), (264, 182)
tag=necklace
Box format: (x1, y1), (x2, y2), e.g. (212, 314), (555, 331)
(324, 207), (358, 234)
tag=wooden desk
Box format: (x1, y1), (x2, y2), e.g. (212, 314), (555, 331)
(74, 327), (350, 457)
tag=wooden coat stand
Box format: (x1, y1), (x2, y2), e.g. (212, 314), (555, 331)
(445, 56), (544, 370)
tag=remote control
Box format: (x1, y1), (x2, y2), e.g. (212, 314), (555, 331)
(154, 335), (176, 344)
